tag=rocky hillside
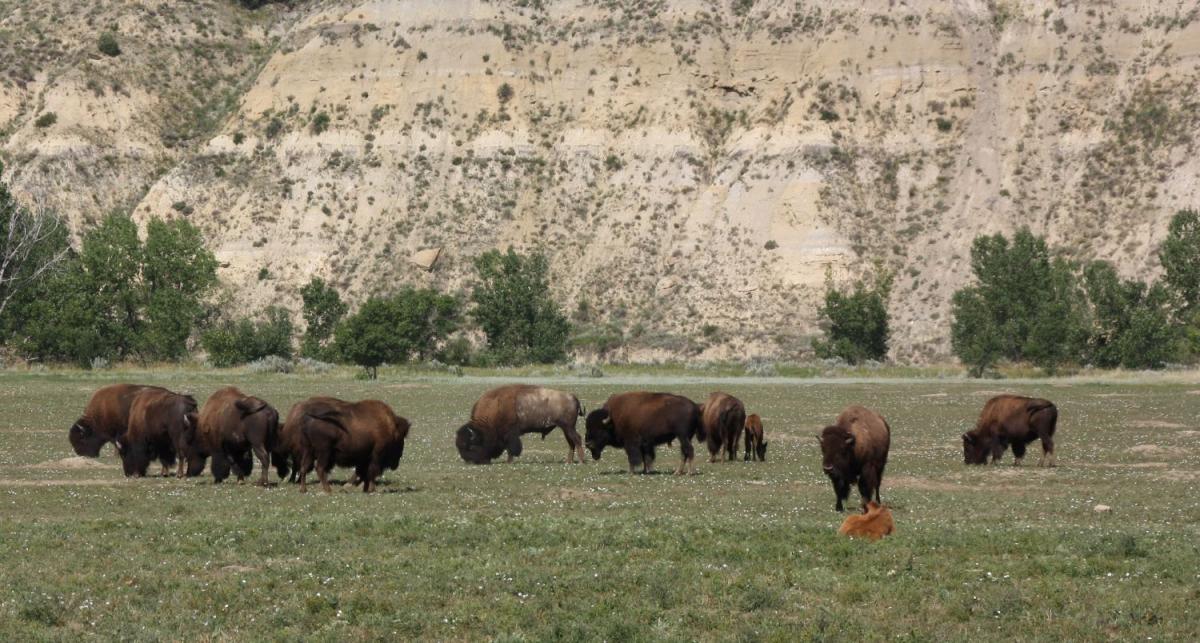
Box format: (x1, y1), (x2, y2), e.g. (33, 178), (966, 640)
(3, 0), (1199, 362)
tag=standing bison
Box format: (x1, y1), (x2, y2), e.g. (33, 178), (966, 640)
(743, 413), (767, 461)
(190, 387), (282, 485)
(818, 405), (891, 511)
(455, 385), (586, 464)
(118, 388), (198, 478)
(584, 392), (703, 474)
(701, 392), (746, 462)
(963, 395), (1058, 466)
(69, 383), (167, 457)
(288, 397), (410, 493)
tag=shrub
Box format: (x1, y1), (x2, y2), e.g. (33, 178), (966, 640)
(98, 32), (121, 57)
(245, 355), (293, 374)
(335, 288), (460, 378)
(470, 248), (570, 364)
(310, 112), (331, 134)
(34, 113), (57, 128)
(201, 307), (294, 367)
(604, 155), (624, 171)
(813, 269), (893, 364)
(300, 277), (347, 359)
(497, 83), (514, 104)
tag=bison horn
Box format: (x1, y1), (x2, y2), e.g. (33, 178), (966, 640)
(962, 432), (972, 443)
(602, 416), (611, 425)
(844, 436), (855, 447)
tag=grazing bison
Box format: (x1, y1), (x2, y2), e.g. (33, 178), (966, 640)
(584, 392), (703, 474)
(837, 501), (895, 541)
(288, 397), (410, 493)
(118, 388), (198, 478)
(963, 395), (1058, 466)
(701, 392), (746, 463)
(818, 405), (891, 511)
(69, 383), (167, 457)
(190, 387), (282, 485)
(743, 413), (768, 462)
(455, 385), (586, 464)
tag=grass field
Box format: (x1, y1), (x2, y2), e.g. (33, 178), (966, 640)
(1, 369), (1198, 640)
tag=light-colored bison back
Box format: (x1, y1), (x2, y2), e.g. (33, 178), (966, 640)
(837, 405), (891, 461)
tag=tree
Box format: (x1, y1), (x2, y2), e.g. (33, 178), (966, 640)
(470, 248), (570, 364)
(334, 288), (460, 378)
(1160, 209), (1200, 315)
(201, 307), (293, 367)
(950, 286), (1005, 377)
(1024, 258), (1089, 372)
(77, 214), (143, 360)
(0, 163), (70, 326)
(812, 269), (892, 364)
(138, 218), (218, 360)
(300, 277), (347, 359)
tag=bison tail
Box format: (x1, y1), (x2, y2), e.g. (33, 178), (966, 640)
(575, 396), (585, 417)
(305, 409), (349, 432)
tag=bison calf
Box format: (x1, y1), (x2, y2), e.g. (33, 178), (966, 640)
(742, 413), (767, 462)
(118, 388), (198, 478)
(585, 392), (702, 475)
(69, 383), (167, 458)
(191, 387), (282, 485)
(700, 392), (746, 463)
(963, 395), (1058, 466)
(288, 397), (410, 493)
(837, 501), (895, 540)
(818, 405), (891, 511)
(455, 385), (586, 464)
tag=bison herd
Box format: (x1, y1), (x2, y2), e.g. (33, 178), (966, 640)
(68, 383), (1060, 515)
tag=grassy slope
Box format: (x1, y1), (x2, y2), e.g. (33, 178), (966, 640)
(0, 370), (1198, 640)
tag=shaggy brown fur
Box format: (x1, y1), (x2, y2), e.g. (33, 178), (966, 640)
(456, 385), (585, 464)
(584, 392), (702, 474)
(742, 414), (767, 462)
(119, 388), (198, 478)
(818, 405), (891, 511)
(701, 392), (746, 463)
(191, 387), (281, 485)
(963, 395), (1058, 466)
(837, 501), (895, 540)
(289, 397), (410, 493)
(69, 384), (167, 457)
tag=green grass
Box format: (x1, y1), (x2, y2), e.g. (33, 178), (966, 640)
(1, 370), (1199, 640)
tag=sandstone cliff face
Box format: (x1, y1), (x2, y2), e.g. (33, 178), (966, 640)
(3, 1), (1199, 362)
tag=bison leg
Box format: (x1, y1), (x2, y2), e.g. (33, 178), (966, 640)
(1039, 436), (1056, 467)
(253, 444), (271, 486)
(211, 452), (232, 484)
(315, 456), (334, 494)
(677, 438), (697, 475)
(624, 445), (643, 474)
(858, 468), (881, 509)
(505, 433), (523, 463)
(298, 451), (313, 493)
(1011, 441), (1027, 467)
(642, 446), (656, 474)
(562, 425), (586, 464)
(990, 440), (1007, 465)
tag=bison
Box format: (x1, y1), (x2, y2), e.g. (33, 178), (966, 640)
(837, 501), (895, 541)
(118, 388), (198, 478)
(963, 395), (1058, 466)
(743, 413), (767, 462)
(189, 387), (282, 485)
(69, 383), (167, 457)
(455, 385), (586, 464)
(584, 392), (703, 474)
(288, 397), (410, 493)
(700, 392), (746, 463)
(818, 405), (891, 511)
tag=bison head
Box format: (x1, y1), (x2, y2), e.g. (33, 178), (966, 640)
(962, 431), (989, 465)
(68, 417), (106, 457)
(756, 440), (768, 462)
(584, 409), (614, 460)
(455, 423), (492, 464)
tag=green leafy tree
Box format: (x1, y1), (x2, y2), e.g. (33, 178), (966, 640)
(1115, 283), (1177, 369)
(138, 219), (218, 360)
(77, 214), (143, 359)
(949, 286), (1005, 377)
(470, 248), (570, 364)
(1024, 258), (1089, 372)
(334, 288), (460, 378)
(812, 269), (892, 364)
(0, 162), (71, 332)
(300, 277), (347, 359)
(9, 259), (106, 366)
(1160, 209), (1200, 314)
(201, 307), (293, 367)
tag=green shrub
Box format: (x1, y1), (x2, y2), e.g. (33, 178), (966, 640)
(201, 307), (294, 367)
(299, 277), (347, 359)
(310, 112), (331, 134)
(34, 112), (57, 128)
(813, 269), (892, 364)
(98, 32), (121, 57)
(470, 248), (570, 364)
(335, 288), (459, 378)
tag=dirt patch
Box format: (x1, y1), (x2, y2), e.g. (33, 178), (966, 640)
(887, 475), (966, 492)
(919, 393), (948, 398)
(385, 383), (432, 390)
(1158, 470), (1200, 482)
(1131, 420), (1189, 429)
(1179, 431), (1200, 438)
(0, 478), (122, 487)
(1127, 444), (1187, 457)
(1091, 462), (1169, 469)
(554, 488), (609, 502)
(971, 390), (1012, 398)
(220, 565), (259, 574)
(1094, 392), (1137, 398)
(1187, 390), (1200, 395)
(25, 456), (116, 470)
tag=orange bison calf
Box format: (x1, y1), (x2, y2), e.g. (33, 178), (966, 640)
(838, 501), (895, 540)
(818, 405), (891, 511)
(189, 387), (282, 485)
(585, 392), (703, 474)
(69, 383), (168, 457)
(118, 388), (198, 478)
(700, 392), (746, 463)
(742, 413), (767, 461)
(963, 395), (1058, 466)
(455, 385), (586, 464)
(288, 397), (411, 493)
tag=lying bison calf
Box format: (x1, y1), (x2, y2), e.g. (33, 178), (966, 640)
(701, 392), (746, 463)
(837, 501), (895, 541)
(189, 387), (282, 485)
(69, 383), (167, 457)
(742, 413), (767, 462)
(456, 385), (586, 464)
(963, 395), (1058, 466)
(289, 397), (410, 493)
(585, 392), (702, 474)
(818, 405), (891, 511)
(118, 388), (198, 478)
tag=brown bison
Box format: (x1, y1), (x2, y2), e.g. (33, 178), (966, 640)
(455, 385), (586, 464)
(818, 405), (891, 511)
(69, 383), (167, 457)
(288, 397), (411, 493)
(188, 387), (282, 485)
(584, 392), (703, 474)
(743, 413), (767, 461)
(117, 388), (198, 478)
(700, 392), (746, 463)
(837, 501), (895, 541)
(963, 395), (1058, 466)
